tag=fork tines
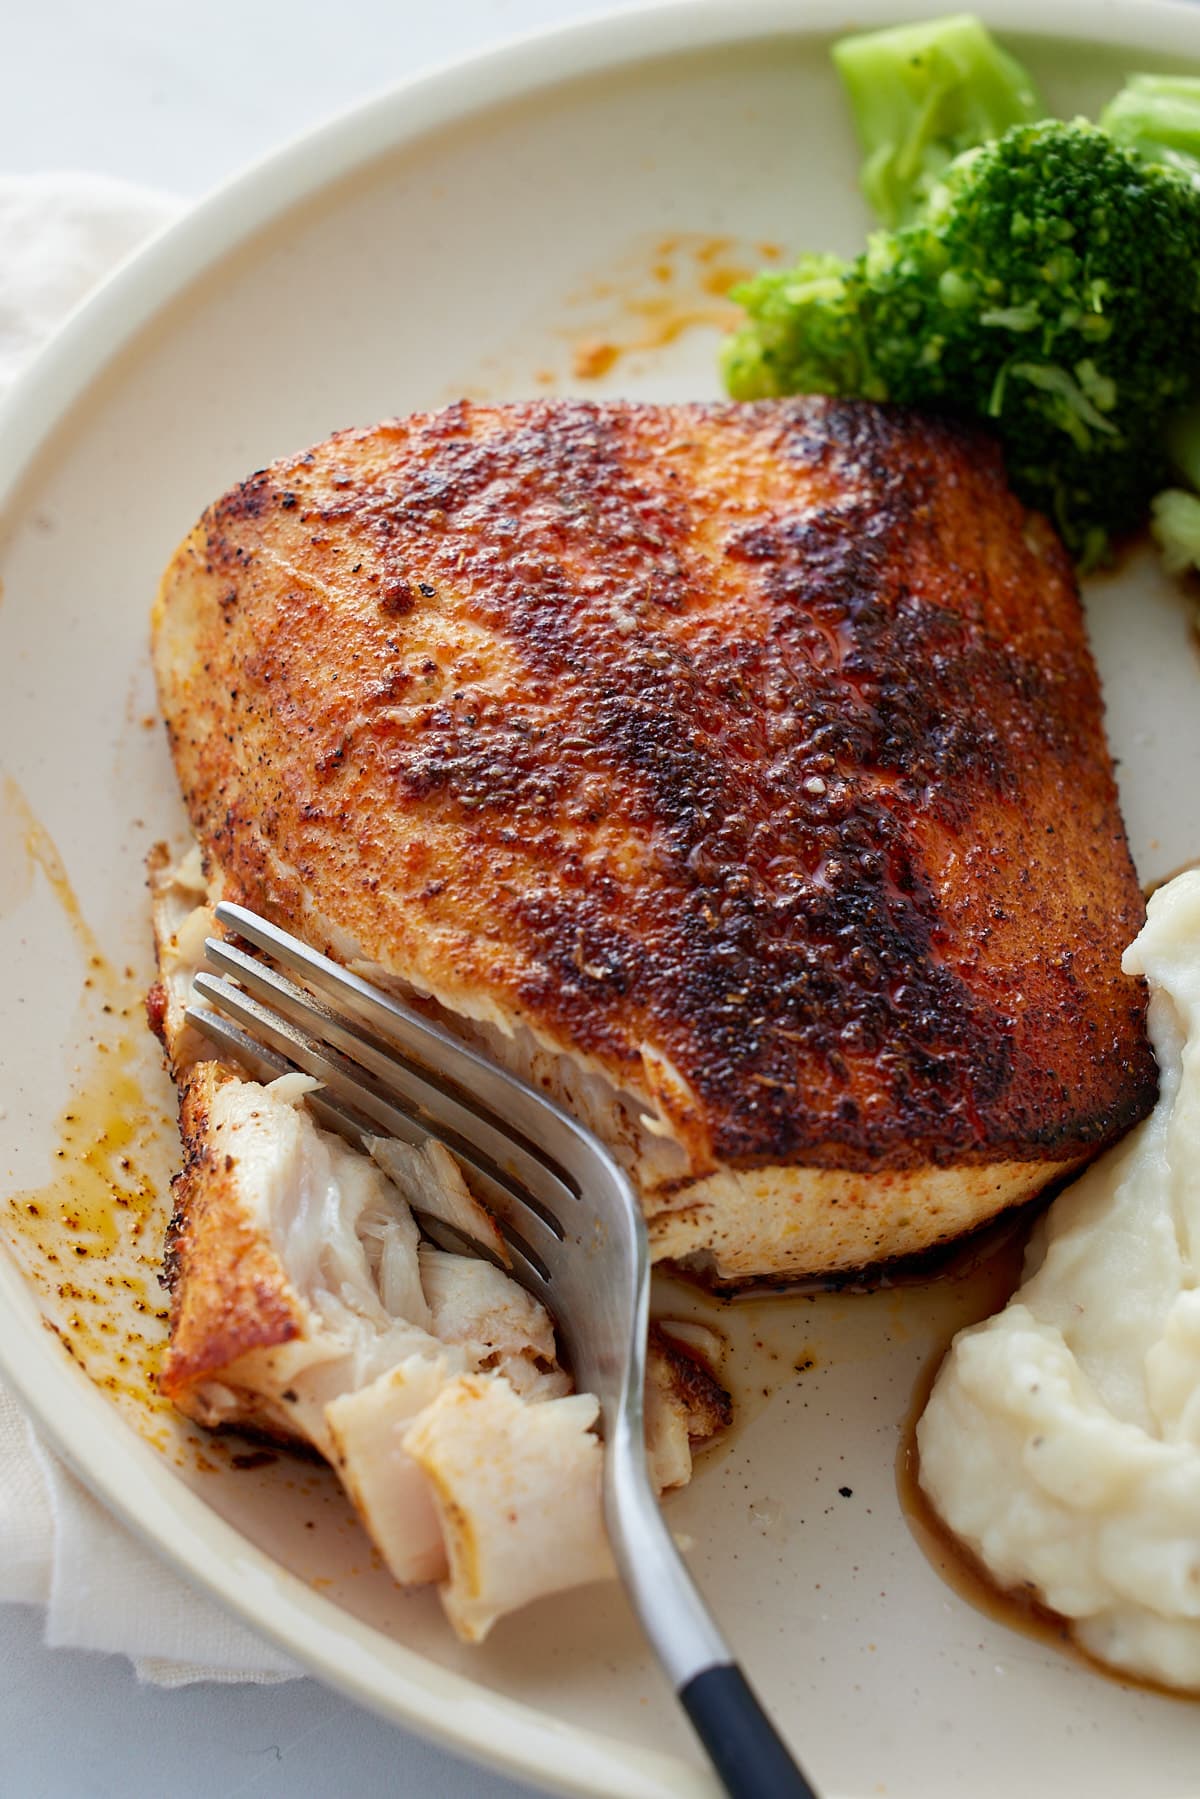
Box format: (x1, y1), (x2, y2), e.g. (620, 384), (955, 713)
(187, 903), (575, 1284)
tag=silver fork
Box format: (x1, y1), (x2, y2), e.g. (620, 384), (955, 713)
(188, 901), (818, 1799)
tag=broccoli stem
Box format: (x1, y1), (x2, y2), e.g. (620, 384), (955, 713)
(1101, 74), (1200, 183)
(832, 13), (1041, 228)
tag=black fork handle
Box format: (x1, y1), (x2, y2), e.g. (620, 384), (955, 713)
(679, 1664), (820, 1799)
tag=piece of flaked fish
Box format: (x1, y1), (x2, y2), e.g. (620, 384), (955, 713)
(404, 1377), (613, 1643)
(416, 1245), (570, 1400)
(145, 840), (212, 1078)
(645, 1322), (730, 1494)
(325, 1355), (458, 1587)
(369, 1135), (509, 1269)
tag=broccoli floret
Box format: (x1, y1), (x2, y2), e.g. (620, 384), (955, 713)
(720, 253), (883, 403)
(1151, 488), (1200, 578)
(1153, 393), (1200, 581)
(723, 121), (1200, 561)
(1101, 74), (1200, 185)
(833, 14), (1041, 227)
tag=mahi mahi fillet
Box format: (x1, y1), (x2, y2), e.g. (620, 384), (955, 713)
(153, 397), (1156, 1283)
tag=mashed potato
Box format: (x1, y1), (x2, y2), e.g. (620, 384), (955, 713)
(918, 870), (1200, 1689)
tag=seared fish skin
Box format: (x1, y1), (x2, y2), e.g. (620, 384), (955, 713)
(154, 397), (1155, 1280)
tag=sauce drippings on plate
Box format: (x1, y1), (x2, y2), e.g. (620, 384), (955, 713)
(0, 786), (202, 1454)
(565, 232), (783, 383)
(0, 786), (177, 1436)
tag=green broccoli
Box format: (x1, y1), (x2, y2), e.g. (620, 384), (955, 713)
(1148, 399), (1200, 579)
(1103, 74), (1200, 579)
(1151, 488), (1200, 578)
(722, 121), (1200, 563)
(1101, 73), (1200, 185)
(833, 13), (1042, 228)
(718, 253), (884, 406)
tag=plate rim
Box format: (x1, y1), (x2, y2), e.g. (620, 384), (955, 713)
(2, 1), (1200, 1794)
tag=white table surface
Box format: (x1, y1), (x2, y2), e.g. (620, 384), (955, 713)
(0, 4), (651, 1795)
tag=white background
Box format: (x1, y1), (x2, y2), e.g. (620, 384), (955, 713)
(0, 4), (651, 1795)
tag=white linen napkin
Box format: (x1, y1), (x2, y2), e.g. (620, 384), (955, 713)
(0, 172), (299, 1685)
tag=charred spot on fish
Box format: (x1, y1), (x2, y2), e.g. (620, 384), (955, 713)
(380, 580), (415, 616)
(210, 472), (274, 526)
(145, 982), (168, 1046)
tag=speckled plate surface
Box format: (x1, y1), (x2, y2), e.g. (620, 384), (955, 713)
(2, 4), (1200, 1795)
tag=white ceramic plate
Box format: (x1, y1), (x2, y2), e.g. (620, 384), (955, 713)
(3, 4), (1200, 1795)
